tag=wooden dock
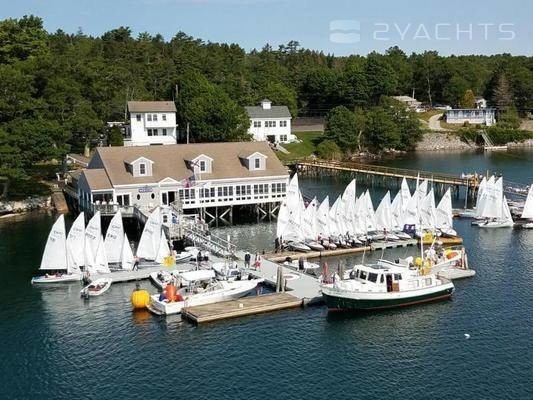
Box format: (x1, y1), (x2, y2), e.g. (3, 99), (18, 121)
(181, 293), (302, 324)
(295, 159), (477, 189)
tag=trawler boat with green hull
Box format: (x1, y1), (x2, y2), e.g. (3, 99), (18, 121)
(320, 263), (454, 311)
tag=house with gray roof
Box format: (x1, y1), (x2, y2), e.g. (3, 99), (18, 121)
(77, 142), (289, 214)
(245, 99), (295, 144)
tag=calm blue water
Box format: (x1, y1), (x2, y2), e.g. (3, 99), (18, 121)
(1, 150), (532, 400)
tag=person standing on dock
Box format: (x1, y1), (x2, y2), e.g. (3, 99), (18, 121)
(274, 237), (280, 253)
(196, 251), (202, 269)
(254, 253), (262, 270)
(244, 252), (251, 269)
(298, 256), (305, 272)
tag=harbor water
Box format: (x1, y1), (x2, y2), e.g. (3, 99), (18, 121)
(1, 149), (532, 399)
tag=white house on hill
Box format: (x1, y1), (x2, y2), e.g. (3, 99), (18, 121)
(125, 101), (177, 146)
(445, 108), (496, 126)
(245, 99), (295, 144)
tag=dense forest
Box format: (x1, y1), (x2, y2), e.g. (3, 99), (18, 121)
(0, 16), (532, 197)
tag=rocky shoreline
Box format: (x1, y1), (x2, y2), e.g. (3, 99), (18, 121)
(416, 132), (473, 152)
(0, 196), (52, 218)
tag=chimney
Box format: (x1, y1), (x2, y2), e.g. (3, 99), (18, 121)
(261, 99), (272, 110)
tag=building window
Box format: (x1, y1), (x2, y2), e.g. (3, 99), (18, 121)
(147, 114), (152, 122)
(271, 183), (287, 193)
(162, 114), (167, 121)
(265, 121), (276, 128)
(199, 160), (206, 172)
(153, 114), (158, 121)
(136, 194), (141, 200)
(147, 129), (153, 136)
(136, 114), (141, 122)
(162, 128), (167, 136)
(280, 120), (287, 127)
(254, 158), (260, 169)
(153, 129), (158, 136)
(151, 193), (155, 199)
(280, 135), (288, 142)
(253, 121), (261, 128)
(139, 163), (146, 175)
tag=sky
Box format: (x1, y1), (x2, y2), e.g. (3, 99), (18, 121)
(2, 0), (532, 56)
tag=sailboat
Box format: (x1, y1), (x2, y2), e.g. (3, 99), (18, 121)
(301, 197), (325, 251)
(121, 233), (135, 270)
(475, 177), (513, 228)
(31, 215), (82, 284)
(374, 191), (399, 241)
(435, 188), (457, 237)
(86, 235), (111, 274)
(521, 185), (533, 228)
(316, 196), (337, 249)
(137, 207), (163, 261)
(66, 212), (85, 275)
(104, 210), (125, 268)
(478, 195), (514, 228)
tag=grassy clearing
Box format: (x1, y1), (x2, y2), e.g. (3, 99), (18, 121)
(277, 131), (323, 162)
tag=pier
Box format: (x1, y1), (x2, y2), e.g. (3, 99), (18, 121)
(181, 293), (302, 324)
(294, 159), (479, 196)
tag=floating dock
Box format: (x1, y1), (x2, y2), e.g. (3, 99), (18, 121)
(181, 292), (302, 324)
(92, 263), (194, 283)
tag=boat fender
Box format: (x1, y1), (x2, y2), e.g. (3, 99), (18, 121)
(175, 293), (184, 302)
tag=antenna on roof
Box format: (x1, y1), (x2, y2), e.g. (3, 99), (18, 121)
(186, 122), (190, 144)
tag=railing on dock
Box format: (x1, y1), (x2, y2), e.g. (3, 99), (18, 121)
(295, 159), (476, 187)
(182, 224), (237, 258)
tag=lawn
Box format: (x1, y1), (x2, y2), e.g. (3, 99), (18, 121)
(418, 109), (444, 122)
(277, 131), (323, 162)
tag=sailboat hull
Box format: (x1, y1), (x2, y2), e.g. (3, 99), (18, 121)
(31, 273), (82, 284)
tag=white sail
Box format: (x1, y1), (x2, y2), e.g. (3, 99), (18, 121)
(375, 191), (393, 232)
(390, 191), (403, 231)
(436, 188), (453, 229)
(342, 180), (357, 235)
(476, 176), (495, 218)
(276, 198), (290, 238)
(316, 196), (330, 238)
(84, 211), (101, 266)
(66, 212), (85, 274)
(417, 179), (428, 201)
(521, 185), (533, 219)
(104, 210), (124, 264)
(302, 197), (319, 240)
(400, 178), (411, 212)
(121, 233), (135, 271)
(420, 189), (437, 230)
(88, 235), (110, 274)
(137, 207), (162, 260)
(479, 176), (503, 219)
(501, 196), (513, 224)
(364, 191), (377, 231)
(40, 215), (68, 271)
(155, 230), (171, 264)
(329, 196), (342, 237)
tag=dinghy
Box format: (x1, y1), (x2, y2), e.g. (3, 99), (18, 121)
(31, 215), (82, 284)
(80, 278), (112, 297)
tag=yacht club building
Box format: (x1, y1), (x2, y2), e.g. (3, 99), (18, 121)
(245, 99), (295, 144)
(77, 142), (289, 221)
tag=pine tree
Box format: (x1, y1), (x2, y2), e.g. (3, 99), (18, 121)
(492, 74), (513, 109)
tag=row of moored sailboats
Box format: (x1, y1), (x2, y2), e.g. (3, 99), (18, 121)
(276, 174), (457, 252)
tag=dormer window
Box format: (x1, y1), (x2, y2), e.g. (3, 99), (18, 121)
(139, 163), (146, 175)
(254, 158), (260, 169)
(190, 154), (213, 174)
(200, 160), (206, 172)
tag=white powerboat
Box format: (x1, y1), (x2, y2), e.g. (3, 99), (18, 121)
(211, 261), (246, 281)
(80, 278), (112, 297)
(321, 263), (454, 311)
(147, 278), (264, 316)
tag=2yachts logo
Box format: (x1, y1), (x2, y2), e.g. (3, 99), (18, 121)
(330, 20), (516, 43)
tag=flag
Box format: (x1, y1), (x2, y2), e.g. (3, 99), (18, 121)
(181, 174), (196, 188)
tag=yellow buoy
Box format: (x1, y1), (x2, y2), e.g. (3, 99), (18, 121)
(163, 255), (175, 267)
(131, 288), (150, 309)
(414, 257), (423, 267)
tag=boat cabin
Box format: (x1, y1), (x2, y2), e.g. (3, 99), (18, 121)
(346, 264), (436, 293)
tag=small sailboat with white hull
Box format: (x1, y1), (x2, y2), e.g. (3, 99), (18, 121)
(31, 215), (82, 284)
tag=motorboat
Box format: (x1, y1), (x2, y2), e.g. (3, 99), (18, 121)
(149, 269), (183, 290)
(321, 263), (454, 311)
(211, 261), (247, 281)
(283, 259), (321, 275)
(80, 278), (112, 297)
(147, 278), (264, 316)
